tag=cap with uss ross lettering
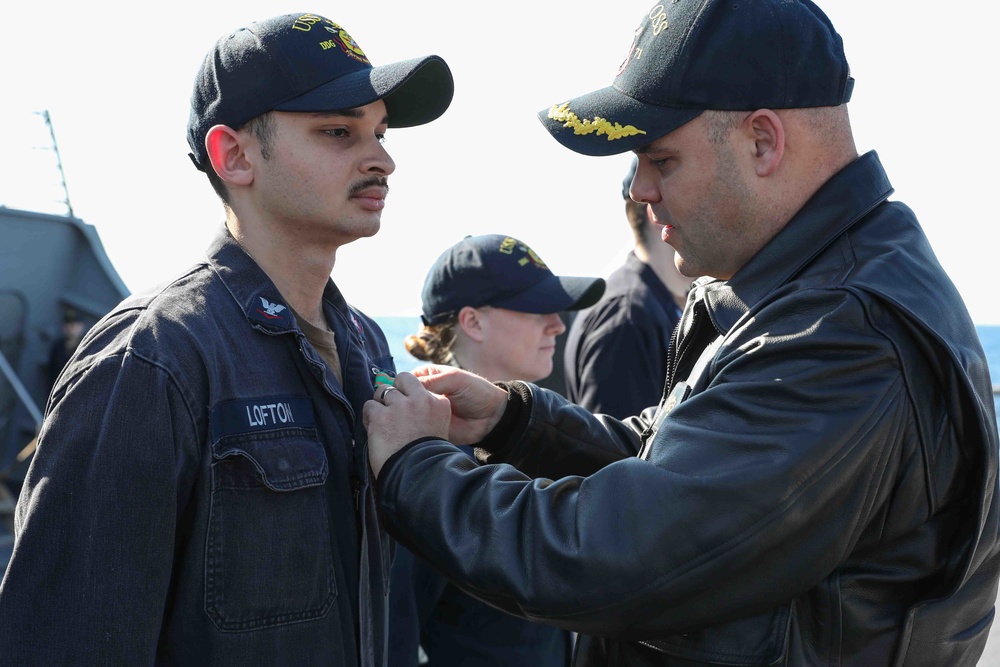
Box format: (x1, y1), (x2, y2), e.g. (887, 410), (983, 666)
(538, 0), (853, 156)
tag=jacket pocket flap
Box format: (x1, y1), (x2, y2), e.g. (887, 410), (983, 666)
(212, 429), (328, 491)
(642, 604), (790, 666)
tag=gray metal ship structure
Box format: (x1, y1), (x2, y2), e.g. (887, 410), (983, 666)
(1, 205), (129, 571)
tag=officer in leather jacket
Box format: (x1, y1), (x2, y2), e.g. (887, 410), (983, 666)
(363, 1), (1000, 665)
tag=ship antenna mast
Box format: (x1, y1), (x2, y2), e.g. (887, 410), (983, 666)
(36, 109), (75, 218)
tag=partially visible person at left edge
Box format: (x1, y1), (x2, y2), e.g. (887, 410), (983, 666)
(46, 307), (88, 392)
(0, 12), (452, 666)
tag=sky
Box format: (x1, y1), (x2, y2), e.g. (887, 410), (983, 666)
(2, 1), (999, 324)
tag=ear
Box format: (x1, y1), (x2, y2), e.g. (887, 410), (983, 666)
(456, 306), (486, 343)
(745, 109), (785, 177)
(205, 124), (254, 187)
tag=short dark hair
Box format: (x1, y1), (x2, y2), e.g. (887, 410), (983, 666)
(702, 110), (745, 145)
(205, 112), (277, 204)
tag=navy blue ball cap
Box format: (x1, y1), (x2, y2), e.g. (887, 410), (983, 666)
(539, 0), (854, 157)
(187, 12), (454, 171)
(421, 235), (606, 326)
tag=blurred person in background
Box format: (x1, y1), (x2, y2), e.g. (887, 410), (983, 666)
(389, 233), (603, 667)
(564, 156), (691, 418)
(46, 308), (87, 391)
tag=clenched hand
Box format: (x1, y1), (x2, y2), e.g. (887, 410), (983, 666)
(363, 366), (508, 478)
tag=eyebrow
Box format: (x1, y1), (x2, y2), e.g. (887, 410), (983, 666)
(634, 139), (674, 154)
(311, 109), (390, 125)
(314, 108), (363, 119)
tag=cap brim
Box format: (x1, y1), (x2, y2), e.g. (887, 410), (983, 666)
(275, 55), (454, 128)
(538, 85), (702, 156)
(492, 275), (606, 314)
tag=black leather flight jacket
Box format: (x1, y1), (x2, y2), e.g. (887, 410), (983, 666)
(377, 152), (1000, 666)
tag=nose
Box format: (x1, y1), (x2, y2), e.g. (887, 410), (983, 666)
(545, 312), (566, 335)
(363, 139), (396, 177)
(629, 156), (660, 204)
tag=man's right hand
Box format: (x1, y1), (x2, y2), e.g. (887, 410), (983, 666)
(412, 365), (508, 444)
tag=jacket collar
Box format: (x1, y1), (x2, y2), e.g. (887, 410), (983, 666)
(703, 150), (894, 333)
(206, 226), (364, 345)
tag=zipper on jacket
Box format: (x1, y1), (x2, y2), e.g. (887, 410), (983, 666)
(671, 305), (705, 390)
(670, 299), (717, 391)
(665, 310), (686, 395)
(639, 639), (670, 653)
(638, 305), (689, 443)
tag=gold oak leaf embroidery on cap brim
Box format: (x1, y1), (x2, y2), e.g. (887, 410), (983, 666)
(548, 103), (646, 141)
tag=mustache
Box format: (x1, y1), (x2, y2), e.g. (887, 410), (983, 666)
(349, 177), (389, 196)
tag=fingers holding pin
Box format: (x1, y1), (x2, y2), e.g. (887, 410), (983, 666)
(373, 368), (398, 404)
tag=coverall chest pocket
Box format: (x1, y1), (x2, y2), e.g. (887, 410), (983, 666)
(207, 429), (337, 631)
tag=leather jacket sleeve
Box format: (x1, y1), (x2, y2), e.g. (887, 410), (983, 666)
(474, 380), (652, 479)
(376, 290), (914, 640)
